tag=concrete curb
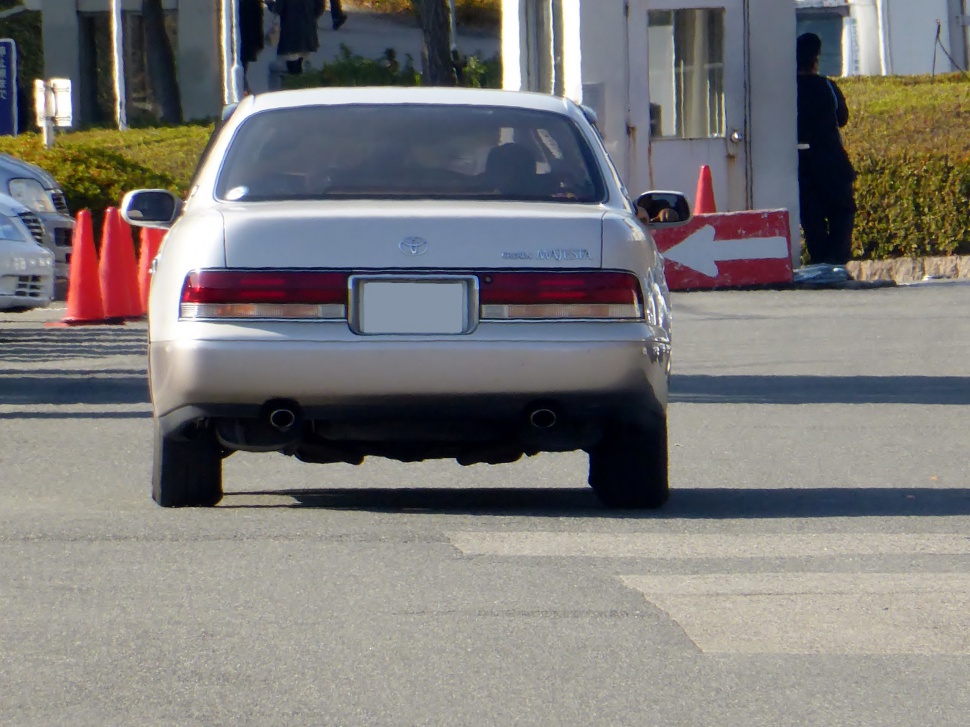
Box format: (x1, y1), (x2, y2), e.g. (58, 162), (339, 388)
(845, 256), (970, 285)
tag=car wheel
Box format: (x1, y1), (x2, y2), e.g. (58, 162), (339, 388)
(587, 418), (669, 509)
(152, 421), (223, 507)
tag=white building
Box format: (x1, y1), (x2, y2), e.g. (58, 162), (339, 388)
(39, 0), (225, 125)
(502, 0), (802, 258)
(797, 0), (969, 77)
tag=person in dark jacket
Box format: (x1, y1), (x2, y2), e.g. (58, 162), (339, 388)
(267, 0), (324, 74)
(239, 0), (265, 93)
(330, 1), (348, 31)
(796, 32), (856, 266)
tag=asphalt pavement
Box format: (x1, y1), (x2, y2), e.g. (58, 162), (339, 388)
(1, 283), (969, 725)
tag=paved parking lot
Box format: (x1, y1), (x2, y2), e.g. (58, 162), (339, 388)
(2, 284), (968, 725)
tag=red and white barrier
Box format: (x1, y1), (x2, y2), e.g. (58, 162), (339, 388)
(651, 209), (794, 291)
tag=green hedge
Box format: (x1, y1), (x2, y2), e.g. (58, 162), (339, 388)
(283, 45), (501, 89)
(0, 125), (211, 233)
(842, 73), (970, 259)
(354, 0), (500, 27)
(285, 46), (421, 88)
(853, 154), (970, 259)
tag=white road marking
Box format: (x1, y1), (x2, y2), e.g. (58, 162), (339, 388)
(447, 532), (970, 655)
(620, 573), (970, 655)
(446, 532), (970, 559)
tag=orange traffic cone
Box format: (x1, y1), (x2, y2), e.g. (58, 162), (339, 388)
(46, 210), (112, 327)
(117, 215), (144, 317)
(99, 207), (142, 320)
(694, 165), (717, 215)
(137, 228), (165, 313)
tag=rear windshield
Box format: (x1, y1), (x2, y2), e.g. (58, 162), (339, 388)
(214, 104), (607, 203)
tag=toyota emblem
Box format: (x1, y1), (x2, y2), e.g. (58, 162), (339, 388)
(399, 237), (429, 256)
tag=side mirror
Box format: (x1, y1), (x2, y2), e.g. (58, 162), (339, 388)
(121, 189), (182, 229)
(635, 191), (691, 228)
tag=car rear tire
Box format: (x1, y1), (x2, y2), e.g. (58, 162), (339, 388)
(587, 419), (669, 509)
(152, 422), (223, 507)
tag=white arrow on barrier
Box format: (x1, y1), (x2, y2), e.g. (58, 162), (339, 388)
(662, 225), (789, 278)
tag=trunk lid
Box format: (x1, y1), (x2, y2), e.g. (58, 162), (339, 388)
(220, 200), (605, 269)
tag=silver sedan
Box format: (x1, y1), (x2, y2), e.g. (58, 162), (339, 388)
(122, 87), (689, 509)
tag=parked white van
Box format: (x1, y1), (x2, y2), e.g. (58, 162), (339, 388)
(0, 153), (74, 287)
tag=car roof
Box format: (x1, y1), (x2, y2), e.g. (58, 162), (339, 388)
(246, 87), (580, 116)
(0, 152), (57, 188)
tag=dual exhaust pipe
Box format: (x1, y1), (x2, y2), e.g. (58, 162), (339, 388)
(270, 403), (557, 432)
(270, 405), (558, 431)
(273, 404), (557, 431)
(220, 400), (558, 454)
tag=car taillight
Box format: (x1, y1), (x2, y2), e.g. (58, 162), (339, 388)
(180, 270), (348, 319)
(479, 271), (643, 320)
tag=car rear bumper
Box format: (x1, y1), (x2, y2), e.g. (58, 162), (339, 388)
(0, 243), (54, 309)
(151, 335), (671, 438)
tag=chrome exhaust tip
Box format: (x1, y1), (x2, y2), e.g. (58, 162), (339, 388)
(529, 408), (557, 429)
(268, 408), (297, 432)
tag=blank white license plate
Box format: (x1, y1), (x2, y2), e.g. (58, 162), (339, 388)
(358, 280), (469, 334)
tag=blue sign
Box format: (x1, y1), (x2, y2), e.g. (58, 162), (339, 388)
(0, 39), (17, 136)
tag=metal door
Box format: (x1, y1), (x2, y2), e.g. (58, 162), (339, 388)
(627, 0), (750, 211)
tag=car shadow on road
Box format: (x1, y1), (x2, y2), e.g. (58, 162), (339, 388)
(220, 486), (970, 518)
(0, 373), (149, 406)
(0, 326), (147, 363)
(672, 374), (970, 405)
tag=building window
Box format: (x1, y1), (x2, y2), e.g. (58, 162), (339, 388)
(647, 8), (726, 139)
(796, 12), (846, 77)
(78, 10), (179, 125)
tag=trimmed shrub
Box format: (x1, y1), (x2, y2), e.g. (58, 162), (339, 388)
(854, 154), (970, 259)
(842, 73), (970, 259)
(456, 52), (502, 89)
(354, 0), (500, 27)
(285, 46), (421, 88)
(0, 125), (212, 229)
(284, 45), (500, 89)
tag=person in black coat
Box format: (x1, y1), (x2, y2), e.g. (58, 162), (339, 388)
(796, 32), (856, 266)
(267, 0), (324, 74)
(330, 1), (348, 31)
(239, 0), (265, 93)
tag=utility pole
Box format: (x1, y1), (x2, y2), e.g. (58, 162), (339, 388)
(110, 0), (127, 130)
(221, 0), (244, 104)
(949, 0), (969, 71)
